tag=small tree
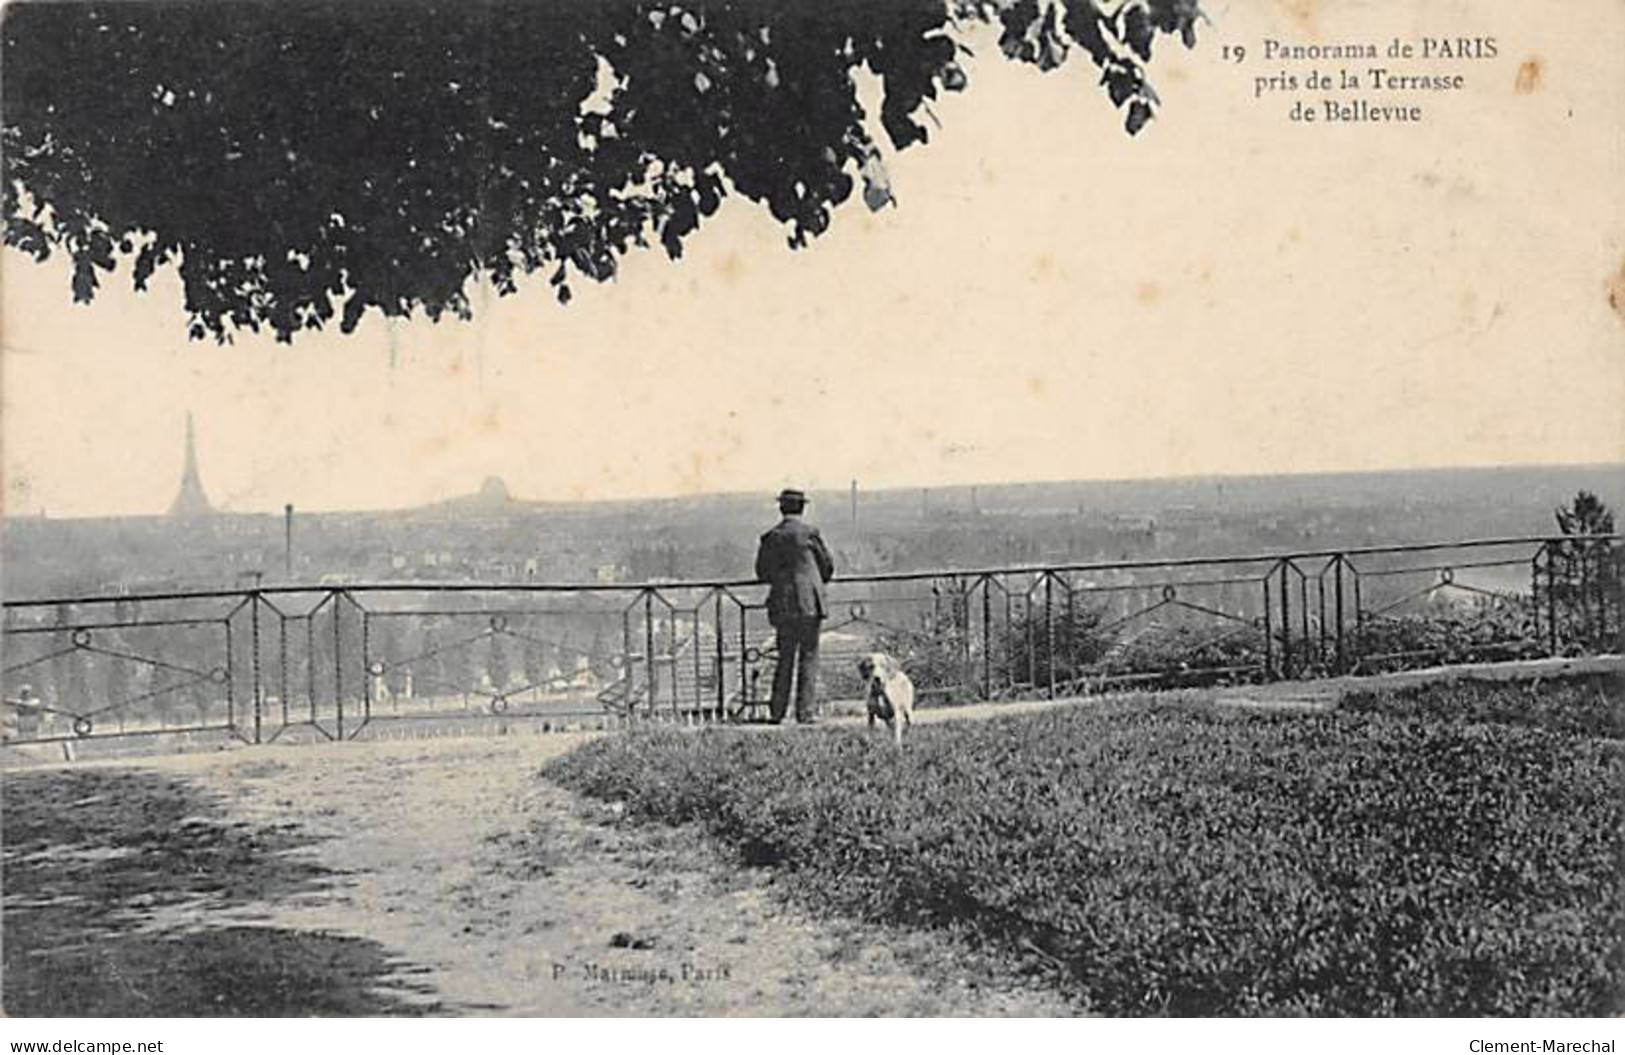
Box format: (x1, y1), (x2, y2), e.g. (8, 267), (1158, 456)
(1556, 490), (1615, 538)
(1545, 491), (1621, 651)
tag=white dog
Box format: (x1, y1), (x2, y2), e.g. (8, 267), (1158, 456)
(857, 652), (915, 747)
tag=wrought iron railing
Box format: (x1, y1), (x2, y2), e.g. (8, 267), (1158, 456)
(2, 535), (1619, 751)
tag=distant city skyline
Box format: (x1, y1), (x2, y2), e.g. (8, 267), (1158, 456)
(4, 5), (1623, 519)
(5, 459), (1619, 606)
(36, 407), (1606, 521)
(103, 409), (1625, 523)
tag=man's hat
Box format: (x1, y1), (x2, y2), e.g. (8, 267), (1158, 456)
(776, 488), (808, 505)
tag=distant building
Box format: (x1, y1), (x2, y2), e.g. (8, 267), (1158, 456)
(167, 413), (213, 518)
(475, 476), (511, 507)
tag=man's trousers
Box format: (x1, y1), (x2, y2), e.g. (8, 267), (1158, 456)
(769, 616), (822, 722)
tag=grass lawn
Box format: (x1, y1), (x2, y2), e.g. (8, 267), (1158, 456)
(544, 674), (1625, 1016)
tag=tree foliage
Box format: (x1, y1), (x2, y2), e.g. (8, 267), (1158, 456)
(1556, 490), (1615, 538)
(2, 0), (1201, 342)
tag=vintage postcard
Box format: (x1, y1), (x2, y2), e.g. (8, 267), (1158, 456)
(1, 0), (1622, 1037)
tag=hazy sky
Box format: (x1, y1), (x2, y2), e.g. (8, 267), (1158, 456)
(3, 0), (1622, 517)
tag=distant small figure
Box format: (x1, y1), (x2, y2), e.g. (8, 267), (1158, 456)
(4, 684), (42, 742)
(33, 687), (59, 738)
(754, 489), (835, 724)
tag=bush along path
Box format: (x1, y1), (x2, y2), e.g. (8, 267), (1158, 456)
(545, 671), (1625, 1016)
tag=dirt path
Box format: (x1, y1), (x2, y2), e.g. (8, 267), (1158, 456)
(115, 733), (1071, 1016)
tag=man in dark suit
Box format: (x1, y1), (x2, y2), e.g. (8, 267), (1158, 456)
(754, 488), (835, 724)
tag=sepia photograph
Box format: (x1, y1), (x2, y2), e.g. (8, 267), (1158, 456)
(1, 0), (1622, 1038)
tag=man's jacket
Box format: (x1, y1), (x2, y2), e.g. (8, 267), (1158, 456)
(754, 516), (835, 626)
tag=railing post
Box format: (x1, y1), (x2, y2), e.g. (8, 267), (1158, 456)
(250, 590), (263, 744)
(1547, 541), (1560, 656)
(738, 601), (750, 714)
(278, 606), (290, 733)
(1003, 584), (1015, 695)
(360, 605), (371, 736)
(332, 591), (344, 741)
(1261, 571), (1274, 681)
(693, 606), (703, 720)
(306, 617), (318, 728)
(949, 575), (962, 692)
(1580, 540), (1593, 649)
(714, 593), (725, 721)
(930, 580), (945, 697)
(644, 590), (657, 721)
(1024, 582), (1036, 691)
(666, 601), (679, 720)
(621, 601), (634, 720)
(1531, 543), (1545, 653)
(981, 576), (993, 700)
(1594, 540), (1608, 647)
(1298, 566), (1310, 665)
(1352, 566), (1365, 672)
(1278, 560), (1292, 679)
(1065, 575), (1077, 694)
(1608, 540), (1622, 649)
(1316, 564), (1328, 669)
(224, 617), (236, 736)
(1044, 572), (1056, 700)
(1333, 555), (1346, 675)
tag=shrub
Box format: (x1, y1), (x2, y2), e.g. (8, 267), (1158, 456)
(867, 601), (1271, 701)
(1351, 595), (1545, 672)
(545, 682), (1625, 1016)
(861, 588), (1575, 699)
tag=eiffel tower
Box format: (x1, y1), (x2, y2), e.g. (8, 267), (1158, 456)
(167, 413), (213, 517)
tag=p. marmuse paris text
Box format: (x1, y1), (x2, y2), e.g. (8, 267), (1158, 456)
(551, 961), (733, 985)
